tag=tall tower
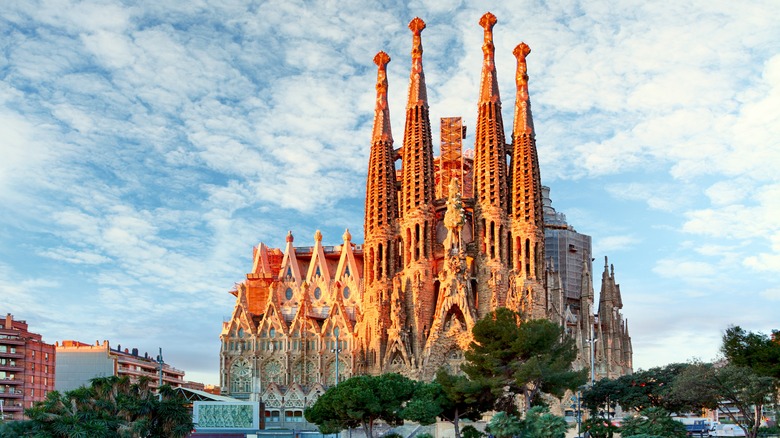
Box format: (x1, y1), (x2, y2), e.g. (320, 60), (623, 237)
(397, 17), (436, 361)
(362, 52), (399, 373)
(472, 12), (510, 317)
(508, 42), (547, 319)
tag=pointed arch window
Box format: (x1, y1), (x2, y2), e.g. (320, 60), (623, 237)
(345, 265), (350, 277)
(230, 359), (252, 393)
(315, 266), (321, 276)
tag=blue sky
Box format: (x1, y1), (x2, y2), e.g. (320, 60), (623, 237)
(1, 1), (778, 386)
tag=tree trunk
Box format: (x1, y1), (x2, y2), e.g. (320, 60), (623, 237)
(452, 413), (461, 438)
(363, 420), (372, 438)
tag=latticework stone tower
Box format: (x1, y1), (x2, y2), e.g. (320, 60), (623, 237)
(361, 51), (399, 375)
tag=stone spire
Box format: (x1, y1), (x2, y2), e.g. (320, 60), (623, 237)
(399, 16), (435, 234)
(399, 17), (435, 219)
(406, 17), (428, 107)
(510, 42), (545, 283)
(398, 16), (436, 361)
(472, 12), (510, 316)
(512, 43), (535, 136)
(371, 51), (393, 144)
(362, 52), (400, 374)
(365, 51), (398, 241)
(473, 11), (509, 215)
(478, 12), (501, 105)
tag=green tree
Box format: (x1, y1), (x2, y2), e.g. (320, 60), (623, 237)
(486, 411), (523, 438)
(460, 425), (484, 438)
(582, 363), (697, 415)
(618, 407), (687, 438)
(404, 369), (493, 438)
(1, 375), (192, 437)
(462, 308), (586, 414)
(521, 405), (570, 438)
(672, 362), (779, 438)
(581, 378), (621, 415)
(722, 326), (780, 379)
(582, 416), (618, 438)
(304, 373), (417, 438)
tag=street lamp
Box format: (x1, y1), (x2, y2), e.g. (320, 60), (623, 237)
(570, 389), (584, 438)
(156, 347), (164, 401)
(588, 323), (598, 386)
(331, 327), (341, 385)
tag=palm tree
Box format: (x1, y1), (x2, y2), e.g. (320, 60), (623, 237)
(18, 375), (192, 437)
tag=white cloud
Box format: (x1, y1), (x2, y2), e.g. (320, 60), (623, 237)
(760, 288), (780, 301)
(1, 0), (779, 384)
(596, 235), (640, 253)
(653, 258), (717, 282)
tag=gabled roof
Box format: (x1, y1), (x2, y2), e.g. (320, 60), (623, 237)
(174, 387), (241, 402)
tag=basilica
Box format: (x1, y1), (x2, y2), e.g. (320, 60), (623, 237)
(220, 12), (632, 424)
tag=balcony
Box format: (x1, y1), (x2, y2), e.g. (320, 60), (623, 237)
(0, 337), (24, 345)
(0, 389), (23, 398)
(117, 366), (185, 386)
(0, 352), (24, 359)
(0, 378), (22, 386)
(0, 403), (23, 412)
(0, 364), (22, 373)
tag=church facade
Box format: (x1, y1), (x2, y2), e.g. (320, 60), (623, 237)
(219, 12), (632, 424)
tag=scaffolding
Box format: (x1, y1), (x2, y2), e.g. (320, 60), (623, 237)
(438, 117), (470, 198)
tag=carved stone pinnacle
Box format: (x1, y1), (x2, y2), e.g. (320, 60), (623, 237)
(374, 51), (390, 68)
(514, 42), (531, 60)
(479, 12), (497, 31)
(409, 17), (426, 35)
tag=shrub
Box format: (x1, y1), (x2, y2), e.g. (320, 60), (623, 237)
(461, 425), (484, 438)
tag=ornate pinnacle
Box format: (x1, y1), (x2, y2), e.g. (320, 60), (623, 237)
(513, 42), (534, 135)
(342, 228), (352, 243)
(286, 230), (294, 243)
(479, 12), (497, 58)
(374, 51), (390, 72)
(372, 51), (392, 143)
(513, 42), (531, 85)
(407, 17), (428, 106)
(409, 17), (425, 62)
(314, 229), (322, 242)
(477, 12), (500, 105)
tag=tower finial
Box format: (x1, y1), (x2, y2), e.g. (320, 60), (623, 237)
(513, 42), (534, 135)
(478, 12), (500, 104)
(479, 12), (497, 59)
(371, 51), (393, 143)
(407, 17), (428, 106)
